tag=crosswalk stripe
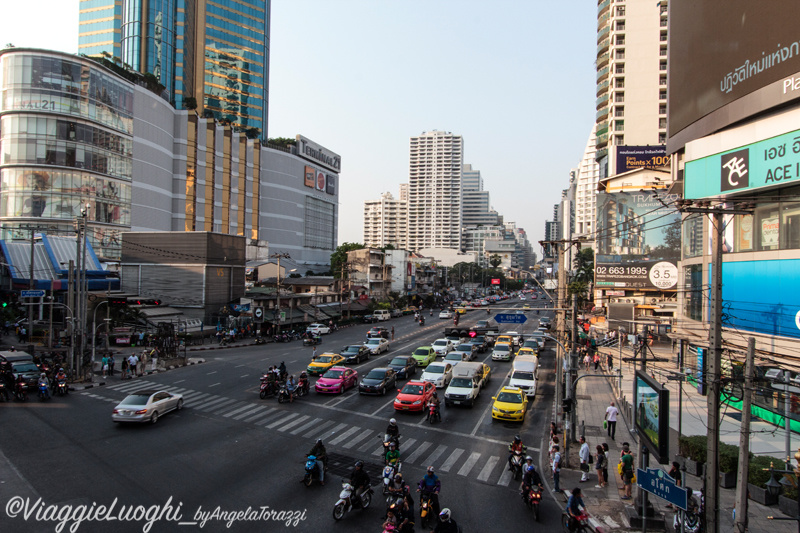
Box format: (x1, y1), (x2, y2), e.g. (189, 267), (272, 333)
(114, 382), (152, 392)
(106, 382), (143, 391)
(405, 441), (432, 464)
(224, 405), (258, 418)
(400, 438), (418, 456)
(423, 444), (448, 468)
(440, 449), (465, 472)
(496, 467), (514, 486)
(195, 398), (234, 411)
(342, 429), (373, 449)
(244, 410), (275, 424)
(457, 451), (482, 476)
(372, 445), (385, 457)
(206, 400), (241, 414)
(358, 435), (381, 452)
(326, 423), (350, 440)
(232, 406), (266, 420)
(303, 419), (336, 439)
(329, 426), (361, 446)
(166, 387), (188, 394)
(278, 415), (312, 432)
(291, 417), (322, 435)
(180, 392), (210, 402)
(266, 413), (300, 429)
(477, 456), (500, 482)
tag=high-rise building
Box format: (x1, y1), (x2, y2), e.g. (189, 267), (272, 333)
(574, 125), (599, 242)
(594, 0), (667, 172)
(363, 191), (407, 249)
(79, 0), (270, 137)
(407, 130), (463, 253)
(461, 164), (499, 227)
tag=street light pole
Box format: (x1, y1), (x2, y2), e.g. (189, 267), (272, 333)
(91, 301), (109, 369)
(270, 253), (290, 332)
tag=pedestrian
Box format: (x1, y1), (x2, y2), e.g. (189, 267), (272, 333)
(312, 345), (317, 358)
(139, 350), (148, 375)
(665, 461), (682, 508)
(150, 348), (158, 372)
(391, 326), (395, 341)
(583, 351), (591, 371)
(120, 356), (128, 380)
(552, 445), (562, 492)
(593, 352), (600, 372)
(595, 445), (607, 488)
(101, 354), (109, 377)
(579, 436), (590, 482)
(128, 353), (138, 378)
(108, 354), (115, 376)
(620, 443), (634, 499)
(605, 401), (619, 440)
(607, 353), (613, 372)
(549, 435), (560, 471)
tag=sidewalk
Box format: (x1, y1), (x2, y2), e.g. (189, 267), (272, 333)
(558, 340), (799, 532)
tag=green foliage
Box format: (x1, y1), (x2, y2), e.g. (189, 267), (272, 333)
(288, 273), (301, 278)
(245, 127), (261, 139)
(183, 97), (198, 110)
(330, 242), (365, 279)
(718, 442), (741, 474)
(748, 454), (788, 486)
(573, 247), (594, 283)
(678, 435), (709, 464)
(268, 137), (297, 148)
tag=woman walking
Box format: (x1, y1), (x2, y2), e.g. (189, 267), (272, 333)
(594, 445), (607, 488)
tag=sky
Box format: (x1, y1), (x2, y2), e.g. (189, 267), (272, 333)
(0, 0), (598, 255)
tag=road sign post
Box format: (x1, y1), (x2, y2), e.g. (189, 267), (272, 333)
(636, 467), (688, 510)
(493, 313), (528, 324)
(253, 306), (264, 323)
(21, 290), (45, 298)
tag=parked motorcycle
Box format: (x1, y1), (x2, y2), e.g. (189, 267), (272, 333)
(253, 336), (267, 345)
(523, 485), (542, 520)
(259, 375), (278, 399)
(14, 382), (28, 402)
(332, 480), (373, 520)
(673, 489), (703, 533)
(302, 455), (323, 487)
(510, 450), (524, 481)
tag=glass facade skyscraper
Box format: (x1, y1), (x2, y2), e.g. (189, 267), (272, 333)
(79, 0), (270, 137)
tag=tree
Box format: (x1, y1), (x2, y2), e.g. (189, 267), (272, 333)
(245, 127), (261, 139)
(183, 97), (198, 110)
(573, 247), (594, 283)
(489, 254), (502, 268)
(647, 220), (681, 262)
(267, 137), (296, 148)
(567, 280), (590, 306)
(330, 242), (364, 279)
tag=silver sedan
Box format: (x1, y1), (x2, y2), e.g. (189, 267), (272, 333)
(112, 390), (184, 424)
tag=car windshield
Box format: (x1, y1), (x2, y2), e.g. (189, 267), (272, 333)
(450, 378), (472, 388)
(494, 345), (510, 352)
(323, 369), (343, 379)
(402, 384), (422, 395)
(12, 363), (39, 373)
(390, 357), (407, 366)
(366, 370), (386, 379)
(425, 366), (444, 375)
(445, 353), (461, 360)
(413, 349), (430, 356)
(512, 371), (535, 381)
(432, 340), (447, 346)
(343, 346), (361, 353)
(366, 339), (380, 345)
(475, 336), (485, 343)
(457, 344), (472, 351)
(122, 394), (150, 405)
(317, 355), (333, 363)
(497, 392), (523, 403)
(523, 341), (537, 347)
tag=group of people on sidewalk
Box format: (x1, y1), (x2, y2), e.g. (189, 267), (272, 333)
(105, 348), (159, 380)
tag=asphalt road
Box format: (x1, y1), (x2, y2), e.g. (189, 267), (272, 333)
(0, 296), (566, 533)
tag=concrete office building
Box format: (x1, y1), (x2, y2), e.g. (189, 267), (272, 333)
(407, 130), (463, 253)
(363, 191), (407, 249)
(0, 48), (337, 272)
(461, 164), (499, 227)
(80, 0), (271, 136)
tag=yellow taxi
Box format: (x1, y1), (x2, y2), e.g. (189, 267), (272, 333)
(516, 346), (538, 357)
(491, 386), (528, 422)
(454, 307), (467, 315)
(495, 335), (514, 345)
(307, 353), (346, 376)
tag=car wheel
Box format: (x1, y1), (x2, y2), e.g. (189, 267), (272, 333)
(150, 411), (159, 424)
(381, 386), (386, 396)
(339, 385), (344, 394)
(177, 399), (184, 411)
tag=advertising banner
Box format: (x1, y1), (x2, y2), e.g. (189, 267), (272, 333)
(634, 370), (670, 464)
(491, 278), (500, 285)
(615, 146), (670, 174)
(304, 165), (315, 188)
(316, 169), (326, 191)
(595, 192), (681, 289)
(326, 174), (336, 195)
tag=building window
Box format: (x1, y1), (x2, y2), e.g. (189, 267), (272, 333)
(616, 6), (625, 16)
(615, 107), (624, 117)
(659, 104), (667, 114)
(615, 35), (625, 45)
(658, 133), (666, 143)
(615, 93), (625, 103)
(304, 196), (335, 250)
(682, 214), (703, 259)
(616, 50), (625, 60)
(615, 64), (625, 74)
(615, 78), (625, 88)
(683, 264), (703, 321)
(616, 21), (625, 31)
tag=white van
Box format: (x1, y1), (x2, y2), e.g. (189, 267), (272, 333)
(373, 310), (391, 321)
(508, 354), (538, 397)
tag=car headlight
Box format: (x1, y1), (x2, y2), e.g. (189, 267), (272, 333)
(412, 400), (421, 405)
(492, 406), (500, 412)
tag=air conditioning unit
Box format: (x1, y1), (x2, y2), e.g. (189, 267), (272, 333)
(626, 299), (632, 303)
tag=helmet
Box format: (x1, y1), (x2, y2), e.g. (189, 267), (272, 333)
(389, 442), (395, 449)
(427, 466), (435, 473)
(389, 418), (397, 425)
(526, 465), (535, 473)
(40, 372), (46, 377)
(439, 508), (451, 522)
(394, 473), (403, 481)
(59, 368), (64, 372)
(316, 439), (323, 445)
(525, 456), (533, 462)
(355, 461), (363, 468)
(308, 455), (316, 461)
(514, 435), (521, 443)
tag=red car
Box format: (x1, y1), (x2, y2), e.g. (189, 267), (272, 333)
(393, 380), (436, 412)
(315, 366), (359, 394)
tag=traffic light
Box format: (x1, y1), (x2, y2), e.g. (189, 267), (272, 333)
(468, 330), (477, 338)
(563, 397), (573, 413)
(108, 297), (127, 306)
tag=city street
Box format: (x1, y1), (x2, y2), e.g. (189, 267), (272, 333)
(0, 300), (563, 533)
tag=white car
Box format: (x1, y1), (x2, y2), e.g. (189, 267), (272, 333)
(506, 331), (522, 346)
(431, 338), (455, 356)
(438, 309), (454, 319)
(420, 362), (454, 388)
(364, 337), (390, 355)
(306, 323), (331, 335)
(112, 390), (184, 424)
(491, 343), (513, 361)
(519, 296), (526, 301)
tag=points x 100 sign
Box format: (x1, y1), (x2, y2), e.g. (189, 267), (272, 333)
(595, 261), (678, 290)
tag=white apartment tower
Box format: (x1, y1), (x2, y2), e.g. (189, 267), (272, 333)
(595, 0), (668, 168)
(363, 191), (407, 249)
(575, 125), (600, 242)
(407, 130), (463, 252)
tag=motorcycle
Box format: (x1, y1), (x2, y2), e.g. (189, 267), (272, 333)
(381, 462), (402, 495)
(426, 403), (441, 424)
(259, 375), (278, 399)
(0, 381), (8, 402)
(302, 455), (323, 487)
(673, 490), (703, 533)
(419, 490), (437, 528)
(332, 480), (373, 520)
(523, 485), (542, 520)
(509, 450), (524, 480)
(253, 336), (267, 345)
(302, 335), (321, 346)
(277, 384), (303, 403)
(562, 510), (591, 533)
(14, 382), (28, 402)
(380, 433), (401, 453)
(418, 317), (425, 327)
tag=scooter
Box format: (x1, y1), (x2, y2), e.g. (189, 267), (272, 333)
(382, 462), (402, 495)
(277, 384), (303, 403)
(55, 378), (68, 397)
(379, 433), (401, 453)
(38, 382), (50, 401)
(509, 451), (524, 480)
(673, 489), (703, 533)
(0, 381), (9, 402)
(253, 336), (267, 345)
(302, 455), (323, 487)
(418, 317), (425, 327)
(426, 403), (441, 424)
(302, 335), (321, 346)
(523, 485), (542, 520)
(332, 480), (373, 520)
(259, 375), (277, 399)
(419, 490), (437, 528)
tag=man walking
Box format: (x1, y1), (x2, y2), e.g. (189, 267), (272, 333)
(552, 445), (562, 492)
(579, 436), (590, 482)
(605, 401), (619, 440)
(391, 326), (395, 341)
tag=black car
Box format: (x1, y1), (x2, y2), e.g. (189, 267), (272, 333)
(468, 336), (488, 353)
(363, 314), (379, 323)
(366, 327), (390, 340)
(387, 355), (417, 379)
(340, 344), (370, 364)
(358, 367), (396, 395)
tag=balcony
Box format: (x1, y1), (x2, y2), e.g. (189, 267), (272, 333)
(596, 94), (609, 109)
(597, 38), (610, 56)
(596, 105), (609, 120)
(596, 79), (609, 96)
(598, 0), (611, 16)
(597, 25), (610, 42)
(597, 52), (609, 69)
(596, 66), (609, 82)
(596, 121), (609, 137)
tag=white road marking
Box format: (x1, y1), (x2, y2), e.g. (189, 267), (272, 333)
(266, 413), (300, 429)
(208, 383), (220, 388)
(223, 405), (257, 418)
(278, 415), (312, 432)
(291, 417), (323, 435)
(496, 467), (514, 486)
(342, 429), (373, 449)
(440, 449), (465, 472)
(422, 444), (448, 468)
(232, 406), (267, 420)
(457, 451), (482, 476)
(405, 441), (432, 464)
(477, 456), (500, 482)
(303, 420), (336, 439)
(329, 426), (361, 445)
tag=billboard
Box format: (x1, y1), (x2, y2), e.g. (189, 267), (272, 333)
(615, 146), (670, 175)
(634, 370), (670, 464)
(491, 278), (500, 285)
(304, 166), (315, 188)
(668, 1), (800, 151)
(595, 192), (681, 289)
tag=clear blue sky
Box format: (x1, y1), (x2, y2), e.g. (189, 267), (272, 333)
(1, 0), (598, 254)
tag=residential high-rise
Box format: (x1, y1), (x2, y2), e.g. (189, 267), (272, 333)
(363, 192), (407, 249)
(79, 0), (270, 137)
(574, 125), (599, 243)
(595, 0), (667, 171)
(461, 164), (499, 227)
(407, 130), (463, 252)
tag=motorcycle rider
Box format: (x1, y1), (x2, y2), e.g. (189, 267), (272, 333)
(37, 372), (50, 399)
(417, 466), (441, 518)
(54, 368), (67, 395)
(419, 315), (425, 326)
(278, 361), (287, 381)
(285, 375), (297, 402)
(521, 459), (543, 497)
(426, 392), (441, 422)
(298, 371), (310, 395)
(385, 442), (400, 469)
(508, 434), (527, 471)
(566, 487), (586, 532)
(349, 461), (371, 506)
(306, 454), (324, 485)
(308, 439), (328, 470)
(386, 418), (400, 447)
(433, 508), (458, 533)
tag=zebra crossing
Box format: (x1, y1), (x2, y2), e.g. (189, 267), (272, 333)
(89, 379), (523, 488)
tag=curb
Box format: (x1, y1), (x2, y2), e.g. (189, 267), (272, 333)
(71, 359), (206, 390)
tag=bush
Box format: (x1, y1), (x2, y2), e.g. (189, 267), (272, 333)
(749, 454), (788, 486)
(678, 435), (708, 464)
(719, 442), (742, 474)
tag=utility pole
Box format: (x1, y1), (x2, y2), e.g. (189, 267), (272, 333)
(734, 338), (756, 533)
(270, 252), (290, 332)
(569, 293), (579, 444)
